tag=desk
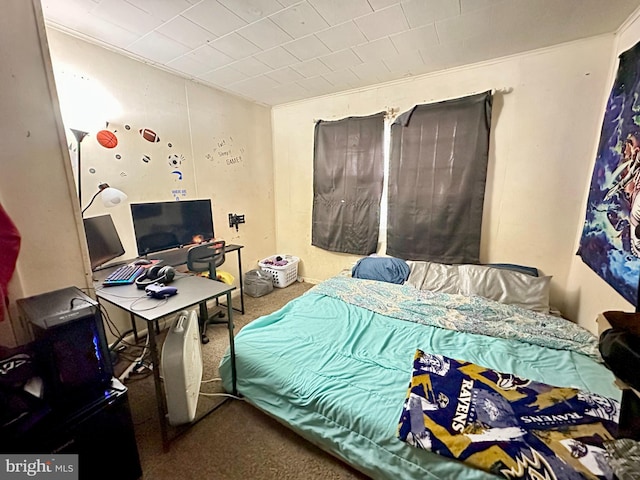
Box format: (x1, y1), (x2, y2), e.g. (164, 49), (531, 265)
(148, 243), (245, 315)
(95, 274), (237, 451)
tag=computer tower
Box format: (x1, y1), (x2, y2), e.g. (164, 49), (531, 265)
(1, 381), (142, 480)
(17, 286), (113, 408)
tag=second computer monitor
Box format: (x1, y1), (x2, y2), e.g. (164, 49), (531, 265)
(130, 199), (215, 256)
(83, 214), (126, 271)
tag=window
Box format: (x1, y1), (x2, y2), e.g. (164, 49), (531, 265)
(387, 92), (493, 263)
(312, 112), (385, 255)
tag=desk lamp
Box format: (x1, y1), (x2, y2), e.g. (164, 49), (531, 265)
(82, 183), (128, 215)
(70, 128), (128, 216)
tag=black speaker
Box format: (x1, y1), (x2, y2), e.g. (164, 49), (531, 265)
(135, 265), (176, 289)
(17, 287), (113, 409)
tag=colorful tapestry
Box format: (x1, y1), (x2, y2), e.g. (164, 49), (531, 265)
(578, 40), (640, 305)
(398, 350), (620, 480)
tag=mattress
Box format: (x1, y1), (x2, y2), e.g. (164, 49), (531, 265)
(219, 277), (619, 479)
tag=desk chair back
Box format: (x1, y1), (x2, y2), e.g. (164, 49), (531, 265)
(187, 241), (226, 281)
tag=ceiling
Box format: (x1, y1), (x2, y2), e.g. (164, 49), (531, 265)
(41, 0), (640, 107)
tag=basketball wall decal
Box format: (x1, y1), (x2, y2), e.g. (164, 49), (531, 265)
(139, 128), (160, 143)
(96, 130), (118, 148)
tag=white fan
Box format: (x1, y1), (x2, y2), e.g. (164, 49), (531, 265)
(161, 310), (203, 426)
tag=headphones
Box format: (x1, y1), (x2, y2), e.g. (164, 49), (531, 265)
(135, 265), (176, 289)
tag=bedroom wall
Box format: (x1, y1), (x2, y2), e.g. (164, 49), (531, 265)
(44, 29), (277, 309)
(271, 35), (617, 329)
(0, 0), (92, 347)
(566, 10), (640, 332)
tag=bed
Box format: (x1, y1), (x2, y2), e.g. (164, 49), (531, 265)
(219, 260), (621, 480)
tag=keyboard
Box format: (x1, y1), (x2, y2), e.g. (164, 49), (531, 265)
(102, 264), (145, 286)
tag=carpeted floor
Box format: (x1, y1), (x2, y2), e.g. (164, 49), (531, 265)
(115, 281), (369, 480)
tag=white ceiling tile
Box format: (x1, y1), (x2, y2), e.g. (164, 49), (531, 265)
(350, 59), (394, 83)
(89, 0), (163, 33)
(319, 49), (362, 71)
(267, 85), (312, 104)
(210, 33), (261, 59)
(282, 35), (331, 61)
(42, 0), (640, 106)
(237, 18), (293, 50)
(460, 0), (506, 14)
(57, 11), (141, 49)
(217, 0), (285, 22)
(270, 2), (330, 39)
(166, 55), (213, 77)
(128, 31), (192, 64)
(156, 15), (217, 49)
(254, 46), (299, 69)
(276, 0), (300, 6)
(290, 58), (332, 77)
(400, 0), (461, 28)
(231, 56), (273, 76)
(182, 0), (247, 37)
(265, 66), (305, 84)
(307, 0), (373, 26)
(322, 69), (360, 88)
(40, 0), (97, 29)
(354, 4), (410, 41)
(382, 49), (425, 75)
(186, 44), (235, 69)
(435, 7), (495, 43)
(390, 24), (439, 53)
(315, 21), (368, 52)
(198, 65), (249, 86)
(124, 0), (194, 21)
(353, 37), (397, 63)
(232, 75), (281, 94)
(368, 0), (400, 11)
(258, 85), (309, 105)
(296, 75), (335, 95)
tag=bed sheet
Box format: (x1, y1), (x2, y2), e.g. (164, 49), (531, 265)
(219, 279), (619, 480)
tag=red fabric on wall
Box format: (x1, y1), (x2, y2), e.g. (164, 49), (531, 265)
(0, 204), (20, 322)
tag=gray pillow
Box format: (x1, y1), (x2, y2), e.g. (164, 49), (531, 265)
(405, 261), (460, 294)
(458, 264), (551, 313)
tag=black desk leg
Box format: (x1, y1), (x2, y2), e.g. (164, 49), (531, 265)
(226, 292), (237, 396)
(236, 251), (245, 315)
(130, 312), (138, 343)
(147, 322), (170, 451)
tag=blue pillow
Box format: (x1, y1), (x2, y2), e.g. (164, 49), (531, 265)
(352, 257), (410, 284)
(485, 263), (539, 277)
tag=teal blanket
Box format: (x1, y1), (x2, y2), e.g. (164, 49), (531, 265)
(220, 277), (617, 480)
(312, 276), (601, 361)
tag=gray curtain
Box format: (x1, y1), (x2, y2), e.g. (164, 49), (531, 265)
(312, 112), (385, 254)
(387, 92), (492, 263)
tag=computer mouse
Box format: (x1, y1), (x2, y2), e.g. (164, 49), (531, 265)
(134, 259), (152, 265)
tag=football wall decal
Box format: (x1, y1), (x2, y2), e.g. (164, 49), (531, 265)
(139, 128), (160, 143)
(96, 130), (118, 148)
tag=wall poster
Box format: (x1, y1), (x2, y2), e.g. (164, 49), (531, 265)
(579, 40), (640, 306)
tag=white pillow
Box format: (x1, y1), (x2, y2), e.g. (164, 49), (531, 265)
(457, 264), (551, 313)
(405, 261), (460, 294)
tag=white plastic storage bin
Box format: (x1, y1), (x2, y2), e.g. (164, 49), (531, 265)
(258, 255), (300, 288)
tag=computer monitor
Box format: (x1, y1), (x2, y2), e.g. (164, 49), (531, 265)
(83, 214), (126, 271)
(130, 199), (215, 256)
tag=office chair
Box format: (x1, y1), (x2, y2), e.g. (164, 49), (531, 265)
(187, 241), (227, 344)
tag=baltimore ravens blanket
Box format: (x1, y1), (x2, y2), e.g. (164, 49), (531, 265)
(398, 350), (620, 479)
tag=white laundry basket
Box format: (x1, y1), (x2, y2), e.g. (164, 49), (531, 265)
(258, 255), (300, 288)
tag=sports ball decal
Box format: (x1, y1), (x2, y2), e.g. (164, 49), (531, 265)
(139, 128), (160, 143)
(168, 154), (184, 167)
(96, 130), (118, 148)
